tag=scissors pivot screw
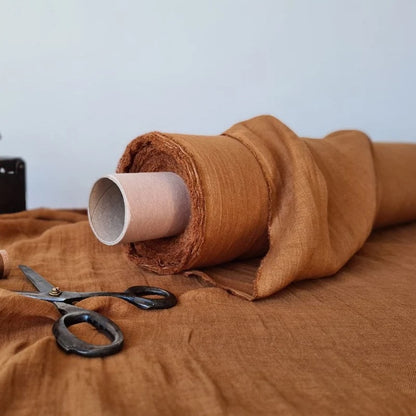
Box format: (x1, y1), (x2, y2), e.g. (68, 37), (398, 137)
(48, 287), (62, 297)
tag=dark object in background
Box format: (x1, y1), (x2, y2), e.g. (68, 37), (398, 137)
(0, 157), (26, 214)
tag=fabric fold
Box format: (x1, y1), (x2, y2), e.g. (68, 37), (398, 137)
(117, 115), (416, 299)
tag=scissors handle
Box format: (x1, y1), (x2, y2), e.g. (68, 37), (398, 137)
(124, 286), (177, 309)
(52, 306), (123, 358)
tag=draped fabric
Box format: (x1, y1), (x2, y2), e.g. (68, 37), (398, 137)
(0, 209), (415, 415)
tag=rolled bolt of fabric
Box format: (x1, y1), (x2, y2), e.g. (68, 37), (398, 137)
(88, 173), (191, 245)
(94, 115), (416, 300)
(0, 250), (10, 279)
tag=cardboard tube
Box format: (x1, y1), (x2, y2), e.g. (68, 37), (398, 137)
(88, 172), (191, 245)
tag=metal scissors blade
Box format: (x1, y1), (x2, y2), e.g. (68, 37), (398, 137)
(18, 265), (54, 292)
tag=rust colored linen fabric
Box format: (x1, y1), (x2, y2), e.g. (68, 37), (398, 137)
(117, 115), (416, 299)
(0, 209), (415, 415)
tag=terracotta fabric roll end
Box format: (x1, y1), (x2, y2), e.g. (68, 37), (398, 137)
(117, 130), (270, 276)
(0, 250), (10, 279)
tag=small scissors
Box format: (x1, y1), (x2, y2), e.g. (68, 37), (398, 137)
(14, 265), (177, 358)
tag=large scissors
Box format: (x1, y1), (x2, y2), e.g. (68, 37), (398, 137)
(14, 265), (177, 358)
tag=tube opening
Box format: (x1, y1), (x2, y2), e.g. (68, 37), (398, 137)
(88, 177), (127, 245)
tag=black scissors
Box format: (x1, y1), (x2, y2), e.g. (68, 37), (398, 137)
(15, 265), (177, 358)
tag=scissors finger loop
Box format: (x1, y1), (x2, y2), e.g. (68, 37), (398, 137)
(125, 286), (177, 309)
(52, 309), (124, 358)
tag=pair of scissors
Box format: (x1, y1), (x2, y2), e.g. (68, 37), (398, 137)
(14, 265), (177, 358)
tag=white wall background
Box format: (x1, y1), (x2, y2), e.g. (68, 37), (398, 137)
(0, 0), (415, 208)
